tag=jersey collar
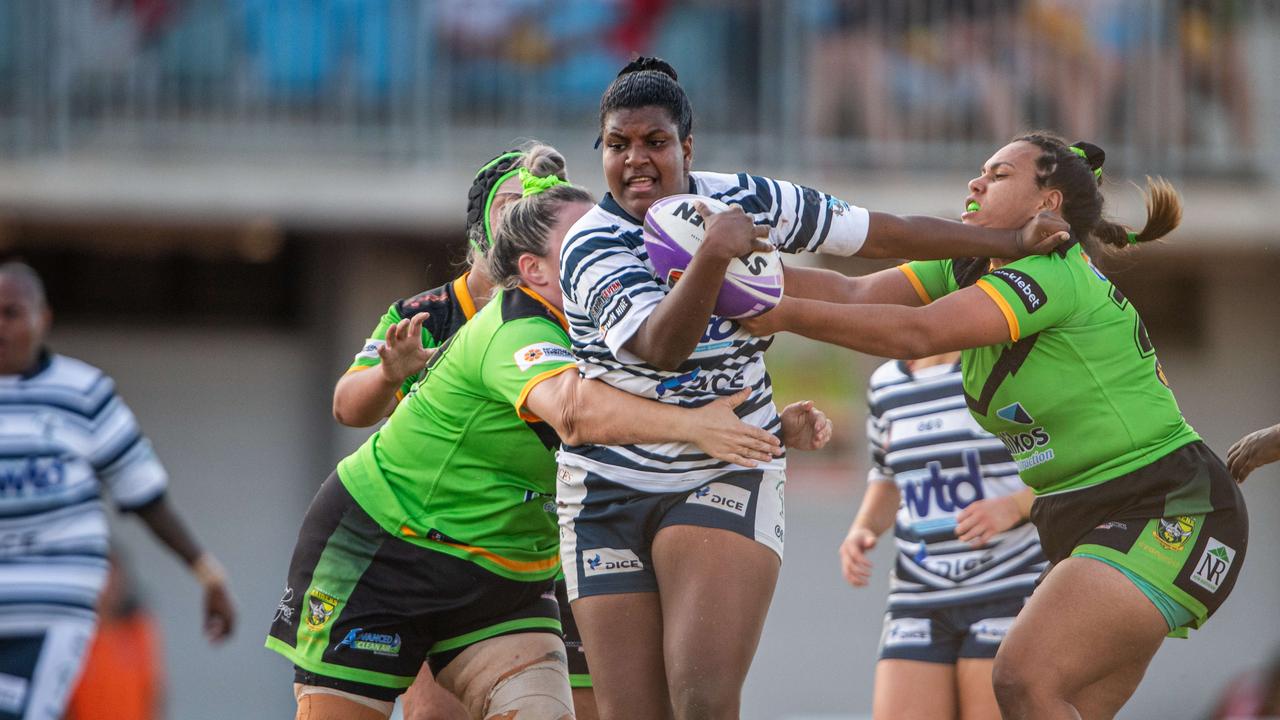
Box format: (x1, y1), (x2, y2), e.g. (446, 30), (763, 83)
(452, 272), (478, 320)
(518, 287), (569, 331)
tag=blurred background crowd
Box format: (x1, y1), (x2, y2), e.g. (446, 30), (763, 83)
(0, 1), (1276, 718)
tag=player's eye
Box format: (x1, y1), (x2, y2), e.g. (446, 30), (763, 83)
(648, 139), (666, 148)
(607, 142), (625, 151)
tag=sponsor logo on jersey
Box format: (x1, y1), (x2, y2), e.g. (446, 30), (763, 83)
(695, 317), (740, 352)
(335, 628), (402, 656)
(996, 402), (1035, 425)
(514, 342), (575, 372)
(656, 367), (746, 398)
(989, 268), (1047, 314)
(306, 589), (339, 629)
(273, 587), (295, 626)
(583, 548), (643, 577)
(902, 451), (986, 522)
(0, 671), (29, 715)
(996, 425), (1053, 474)
(882, 617), (931, 647)
(1095, 521), (1128, 531)
(0, 456), (67, 495)
(588, 280), (625, 321)
(827, 196), (850, 216)
(402, 292), (448, 312)
(599, 296), (633, 337)
(1191, 538), (1236, 593)
(1154, 515), (1196, 551)
(687, 482), (751, 517)
(970, 617), (1015, 644)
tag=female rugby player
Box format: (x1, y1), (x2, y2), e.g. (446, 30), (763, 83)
(556, 57), (1068, 719)
(744, 133), (1249, 719)
(842, 351), (1041, 720)
(268, 182), (813, 720)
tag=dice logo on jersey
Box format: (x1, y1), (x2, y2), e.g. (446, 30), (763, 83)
(1190, 538), (1236, 593)
(688, 482), (751, 517)
(583, 548), (643, 577)
(306, 589), (339, 630)
(882, 617), (931, 648)
(1154, 515), (1195, 551)
(0, 456), (67, 495)
(514, 343), (574, 372)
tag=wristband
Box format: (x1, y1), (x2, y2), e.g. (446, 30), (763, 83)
(192, 553), (227, 589)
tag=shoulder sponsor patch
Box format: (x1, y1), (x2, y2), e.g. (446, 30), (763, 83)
(989, 268), (1047, 314)
(514, 342), (575, 372)
(600, 295), (633, 336)
(588, 280), (625, 323)
(582, 548), (644, 577)
(354, 338), (384, 361)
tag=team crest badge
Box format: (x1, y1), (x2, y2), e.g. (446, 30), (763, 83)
(1154, 515), (1195, 551)
(306, 589), (339, 629)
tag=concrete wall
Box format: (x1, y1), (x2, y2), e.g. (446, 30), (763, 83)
(48, 243), (1280, 719)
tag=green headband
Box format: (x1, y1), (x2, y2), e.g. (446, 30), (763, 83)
(1068, 145), (1103, 180)
(480, 159), (525, 254)
(519, 167), (569, 197)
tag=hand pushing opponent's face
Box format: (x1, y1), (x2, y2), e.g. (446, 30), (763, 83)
(963, 141), (1062, 230)
(601, 106), (693, 221)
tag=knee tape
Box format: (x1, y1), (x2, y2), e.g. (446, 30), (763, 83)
(294, 683), (394, 719)
(483, 654), (574, 720)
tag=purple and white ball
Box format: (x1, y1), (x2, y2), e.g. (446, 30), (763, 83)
(642, 194), (784, 320)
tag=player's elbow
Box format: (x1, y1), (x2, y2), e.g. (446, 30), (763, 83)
(332, 394), (379, 428)
(886, 317), (941, 360)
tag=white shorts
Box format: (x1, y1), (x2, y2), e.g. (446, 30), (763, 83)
(0, 612), (95, 720)
(557, 466), (785, 601)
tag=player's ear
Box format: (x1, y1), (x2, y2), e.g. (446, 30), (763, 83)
(682, 134), (693, 174)
(1041, 188), (1063, 214)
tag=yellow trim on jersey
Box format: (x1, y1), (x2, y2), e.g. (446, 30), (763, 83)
(518, 286), (569, 330)
(515, 364), (576, 422)
(399, 526), (561, 574)
(344, 364), (375, 375)
(897, 264), (933, 305)
(976, 279), (1021, 342)
(394, 388), (406, 403)
(453, 272), (478, 320)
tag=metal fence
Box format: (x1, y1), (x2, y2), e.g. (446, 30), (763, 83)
(1, 0), (1275, 180)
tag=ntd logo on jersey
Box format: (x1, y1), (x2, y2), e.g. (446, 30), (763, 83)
(583, 548), (643, 577)
(902, 451), (985, 533)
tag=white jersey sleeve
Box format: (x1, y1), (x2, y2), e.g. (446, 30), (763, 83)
(88, 381), (169, 510)
(691, 172), (870, 257)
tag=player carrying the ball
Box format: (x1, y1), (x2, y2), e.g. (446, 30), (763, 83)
(556, 56), (1069, 719)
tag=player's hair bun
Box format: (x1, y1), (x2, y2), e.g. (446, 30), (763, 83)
(1069, 141), (1106, 174)
(617, 56), (679, 82)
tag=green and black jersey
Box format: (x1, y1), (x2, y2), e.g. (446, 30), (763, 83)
(337, 287), (576, 581)
(345, 273), (480, 400)
(900, 241), (1201, 496)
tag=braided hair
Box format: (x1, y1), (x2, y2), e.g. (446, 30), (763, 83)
(463, 142), (569, 261)
(597, 56), (693, 142)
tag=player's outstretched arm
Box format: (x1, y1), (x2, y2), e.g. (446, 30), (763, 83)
(858, 211), (1068, 261)
(526, 374), (781, 468)
(839, 481), (900, 588)
(1227, 423), (1280, 483)
(782, 265), (924, 307)
(625, 203), (772, 371)
(741, 285), (1010, 359)
(132, 496), (235, 643)
(333, 312), (435, 427)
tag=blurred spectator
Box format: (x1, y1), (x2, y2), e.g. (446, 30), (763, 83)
(65, 552), (163, 720)
(1207, 647), (1280, 719)
(802, 0), (1022, 164)
(1177, 0), (1256, 151)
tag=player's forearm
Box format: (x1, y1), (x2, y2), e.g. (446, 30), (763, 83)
(852, 481), (900, 537)
(133, 495), (205, 566)
(782, 298), (936, 359)
(862, 213), (1019, 260)
(782, 265), (859, 303)
(563, 377), (696, 447)
(626, 251), (732, 371)
(332, 369), (400, 427)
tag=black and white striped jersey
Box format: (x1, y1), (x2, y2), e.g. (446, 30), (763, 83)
(867, 360), (1045, 609)
(558, 171), (869, 492)
(0, 353), (169, 620)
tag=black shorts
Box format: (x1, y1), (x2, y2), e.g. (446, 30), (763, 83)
(1030, 441), (1248, 628)
(265, 474), (561, 700)
(878, 595), (1027, 664)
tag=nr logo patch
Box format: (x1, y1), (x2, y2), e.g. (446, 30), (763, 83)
(989, 268), (1047, 314)
(1190, 537), (1236, 593)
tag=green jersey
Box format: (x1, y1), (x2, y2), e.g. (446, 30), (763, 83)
(902, 242), (1200, 495)
(337, 287), (577, 581)
(345, 273), (480, 400)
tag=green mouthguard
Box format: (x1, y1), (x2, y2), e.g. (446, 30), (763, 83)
(966, 200), (981, 212)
